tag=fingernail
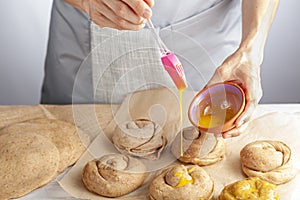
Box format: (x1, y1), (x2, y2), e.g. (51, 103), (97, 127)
(143, 9), (151, 18)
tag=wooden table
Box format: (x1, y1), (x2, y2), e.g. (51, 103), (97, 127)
(1, 104), (299, 199)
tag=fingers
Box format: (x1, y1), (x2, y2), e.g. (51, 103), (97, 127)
(91, 0), (147, 30)
(222, 122), (248, 138)
(221, 101), (256, 139)
(89, 5), (121, 29)
(206, 63), (235, 86)
(121, 0), (153, 18)
(236, 101), (256, 127)
(212, 125), (242, 138)
(213, 127), (241, 139)
(143, 0), (155, 7)
(222, 127), (240, 138)
(102, 0), (146, 24)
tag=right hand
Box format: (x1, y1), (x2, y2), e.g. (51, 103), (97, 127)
(65, 0), (154, 30)
(207, 47), (263, 138)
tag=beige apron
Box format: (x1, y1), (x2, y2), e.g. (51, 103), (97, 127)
(85, 0), (241, 103)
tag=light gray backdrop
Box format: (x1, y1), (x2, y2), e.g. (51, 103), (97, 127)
(0, 0), (299, 105)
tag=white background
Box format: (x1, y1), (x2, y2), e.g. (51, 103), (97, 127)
(0, 0), (299, 105)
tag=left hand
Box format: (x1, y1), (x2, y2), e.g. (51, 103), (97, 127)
(207, 48), (263, 138)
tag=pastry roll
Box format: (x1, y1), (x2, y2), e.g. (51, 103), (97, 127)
(112, 119), (167, 160)
(82, 153), (146, 197)
(219, 177), (279, 200)
(171, 126), (225, 166)
(149, 165), (214, 200)
(240, 140), (297, 185)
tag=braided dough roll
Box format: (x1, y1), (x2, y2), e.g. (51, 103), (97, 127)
(240, 140), (297, 185)
(112, 119), (167, 160)
(82, 153), (147, 197)
(149, 165), (214, 200)
(171, 126), (225, 166)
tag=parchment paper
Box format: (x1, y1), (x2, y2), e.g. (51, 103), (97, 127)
(40, 104), (119, 148)
(58, 88), (300, 200)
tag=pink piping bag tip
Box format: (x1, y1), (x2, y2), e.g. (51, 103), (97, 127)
(161, 52), (188, 90)
(145, 18), (187, 89)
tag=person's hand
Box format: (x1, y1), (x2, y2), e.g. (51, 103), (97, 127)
(207, 48), (263, 138)
(65, 0), (154, 30)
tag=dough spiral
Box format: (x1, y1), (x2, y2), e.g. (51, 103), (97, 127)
(112, 119), (167, 160)
(82, 153), (147, 197)
(149, 165), (214, 200)
(171, 126), (225, 166)
(240, 140), (297, 184)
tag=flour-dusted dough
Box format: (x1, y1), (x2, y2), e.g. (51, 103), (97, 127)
(149, 165), (214, 200)
(171, 126), (225, 166)
(240, 140), (298, 185)
(112, 119), (167, 160)
(82, 153), (147, 197)
(0, 106), (45, 129)
(0, 118), (85, 173)
(0, 132), (60, 200)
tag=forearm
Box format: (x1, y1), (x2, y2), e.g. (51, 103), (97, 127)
(239, 0), (280, 65)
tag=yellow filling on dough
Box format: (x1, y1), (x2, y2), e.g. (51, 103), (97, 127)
(219, 177), (279, 200)
(173, 167), (195, 188)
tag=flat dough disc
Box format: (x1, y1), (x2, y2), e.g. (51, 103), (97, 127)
(0, 105), (45, 129)
(0, 118), (85, 172)
(0, 132), (60, 200)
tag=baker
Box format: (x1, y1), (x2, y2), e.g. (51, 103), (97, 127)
(41, 0), (279, 138)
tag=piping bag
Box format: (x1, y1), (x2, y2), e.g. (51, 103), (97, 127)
(146, 19), (188, 90)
